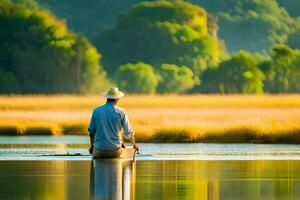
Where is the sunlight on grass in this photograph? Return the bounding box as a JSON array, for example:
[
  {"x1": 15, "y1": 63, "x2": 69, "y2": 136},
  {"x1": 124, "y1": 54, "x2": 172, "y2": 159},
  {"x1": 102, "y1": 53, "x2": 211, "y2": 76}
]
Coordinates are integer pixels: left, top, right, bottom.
[{"x1": 0, "y1": 95, "x2": 299, "y2": 143}]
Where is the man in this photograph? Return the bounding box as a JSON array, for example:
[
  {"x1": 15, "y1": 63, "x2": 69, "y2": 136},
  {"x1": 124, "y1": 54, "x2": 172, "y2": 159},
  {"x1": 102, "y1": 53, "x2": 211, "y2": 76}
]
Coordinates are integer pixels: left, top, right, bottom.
[{"x1": 88, "y1": 87, "x2": 139, "y2": 158}]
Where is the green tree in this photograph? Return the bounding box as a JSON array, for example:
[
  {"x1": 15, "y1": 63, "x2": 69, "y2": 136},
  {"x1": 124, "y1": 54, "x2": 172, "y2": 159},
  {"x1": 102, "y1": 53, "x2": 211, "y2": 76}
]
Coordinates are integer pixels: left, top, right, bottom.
[
  {"x1": 289, "y1": 55, "x2": 300, "y2": 92},
  {"x1": 0, "y1": 0, "x2": 109, "y2": 93},
  {"x1": 267, "y1": 44, "x2": 299, "y2": 93},
  {"x1": 72, "y1": 35, "x2": 110, "y2": 93},
  {"x1": 289, "y1": 53, "x2": 300, "y2": 93},
  {"x1": 114, "y1": 62, "x2": 158, "y2": 94},
  {"x1": 10, "y1": 0, "x2": 40, "y2": 10},
  {"x1": 157, "y1": 64, "x2": 194, "y2": 93},
  {"x1": 95, "y1": 0, "x2": 221, "y2": 75},
  {"x1": 258, "y1": 59, "x2": 275, "y2": 92},
  {"x1": 200, "y1": 51, "x2": 265, "y2": 94},
  {"x1": 0, "y1": 68, "x2": 19, "y2": 93}
]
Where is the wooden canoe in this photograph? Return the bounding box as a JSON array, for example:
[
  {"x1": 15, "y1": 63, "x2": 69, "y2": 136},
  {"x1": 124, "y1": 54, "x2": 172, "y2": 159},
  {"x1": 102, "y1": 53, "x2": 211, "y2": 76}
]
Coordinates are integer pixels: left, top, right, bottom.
[{"x1": 120, "y1": 147, "x2": 137, "y2": 162}]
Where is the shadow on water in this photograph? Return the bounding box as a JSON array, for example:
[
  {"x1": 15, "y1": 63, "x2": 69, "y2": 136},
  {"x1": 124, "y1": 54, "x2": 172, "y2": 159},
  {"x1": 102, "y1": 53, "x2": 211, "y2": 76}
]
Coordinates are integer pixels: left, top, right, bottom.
[{"x1": 90, "y1": 159, "x2": 135, "y2": 200}]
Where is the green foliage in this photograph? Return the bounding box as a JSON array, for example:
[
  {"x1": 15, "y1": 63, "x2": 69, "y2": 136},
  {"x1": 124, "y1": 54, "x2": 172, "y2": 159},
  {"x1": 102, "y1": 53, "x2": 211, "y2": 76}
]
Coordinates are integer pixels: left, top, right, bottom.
[
  {"x1": 1, "y1": 0, "x2": 299, "y2": 94},
  {"x1": 0, "y1": 68, "x2": 19, "y2": 93},
  {"x1": 157, "y1": 64, "x2": 194, "y2": 93},
  {"x1": 72, "y1": 35, "x2": 110, "y2": 93},
  {"x1": 96, "y1": 0, "x2": 220, "y2": 75},
  {"x1": 0, "y1": 1, "x2": 109, "y2": 94},
  {"x1": 37, "y1": 0, "x2": 300, "y2": 54},
  {"x1": 201, "y1": 51, "x2": 265, "y2": 94},
  {"x1": 198, "y1": 0, "x2": 298, "y2": 52},
  {"x1": 265, "y1": 44, "x2": 300, "y2": 93},
  {"x1": 114, "y1": 62, "x2": 158, "y2": 94},
  {"x1": 289, "y1": 56, "x2": 300, "y2": 92},
  {"x1": 200, "y1": 45, "x2": 300, "y2": 94},
  {"x1": 10, "y1": 0, "x2": 40, "y2": 10}
]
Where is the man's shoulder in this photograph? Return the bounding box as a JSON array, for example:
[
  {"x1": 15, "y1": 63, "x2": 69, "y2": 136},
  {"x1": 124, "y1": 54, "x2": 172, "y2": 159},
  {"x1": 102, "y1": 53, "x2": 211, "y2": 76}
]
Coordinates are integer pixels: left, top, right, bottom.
[
  {"x1": 114, "y1": 105, "x2": 126, "y2": 114},
  {"x1": 92, "y1": 104, "x2": 127, "y2": 116},
  {"x1": 92, "y1": 104, "x2": 106, "y2": 113}
]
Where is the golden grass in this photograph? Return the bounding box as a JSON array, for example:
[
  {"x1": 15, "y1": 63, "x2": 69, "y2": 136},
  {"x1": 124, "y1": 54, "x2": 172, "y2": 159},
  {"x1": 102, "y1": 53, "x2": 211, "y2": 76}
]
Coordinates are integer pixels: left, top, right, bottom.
[
  {"x1": 0, "y1": 95, "x2": 300, "y2": 143},
  {"x1": 0, "y1": 94, "x2": 300, "y2": 110}
]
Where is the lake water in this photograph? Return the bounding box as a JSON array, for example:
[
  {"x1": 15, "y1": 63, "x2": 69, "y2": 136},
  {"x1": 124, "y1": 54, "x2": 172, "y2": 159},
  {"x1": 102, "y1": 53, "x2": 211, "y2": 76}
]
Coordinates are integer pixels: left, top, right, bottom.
[{"x1": 1, "y1": 136, "x2": 300, "y2": 199}]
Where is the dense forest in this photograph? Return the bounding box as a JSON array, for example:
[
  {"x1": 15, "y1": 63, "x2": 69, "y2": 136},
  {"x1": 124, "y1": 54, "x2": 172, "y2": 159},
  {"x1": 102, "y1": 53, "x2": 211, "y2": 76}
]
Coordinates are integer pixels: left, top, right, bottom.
[
  {"x1": 0, "y1": 0, "x2": 299, "y2": 94},
  {"x1": 0, "y1": 0, "x2": 110, "y2": 93},
  {"x1": 37, "y1": 0, "x2": 300, "y2": 53}
]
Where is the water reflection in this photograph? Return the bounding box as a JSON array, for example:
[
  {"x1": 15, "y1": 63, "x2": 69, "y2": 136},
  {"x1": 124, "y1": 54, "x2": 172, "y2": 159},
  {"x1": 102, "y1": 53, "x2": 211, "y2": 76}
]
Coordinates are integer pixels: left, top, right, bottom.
[
  {"x1": 135, "y1": 160, "x2": 300, "y2": 200},
  {"x1": 90, "y1": 159, "x2": 136, "y2": 200},
  {"x1": 0, "y1": 160, "x2": 300, "y2": 199}
]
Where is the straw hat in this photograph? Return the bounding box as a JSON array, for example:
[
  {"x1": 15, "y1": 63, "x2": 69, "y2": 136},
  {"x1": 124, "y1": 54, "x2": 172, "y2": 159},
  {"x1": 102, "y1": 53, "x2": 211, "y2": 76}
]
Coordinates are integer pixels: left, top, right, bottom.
[{"x1": 102, "y1": 87, "x2": 124, "y2": 99}]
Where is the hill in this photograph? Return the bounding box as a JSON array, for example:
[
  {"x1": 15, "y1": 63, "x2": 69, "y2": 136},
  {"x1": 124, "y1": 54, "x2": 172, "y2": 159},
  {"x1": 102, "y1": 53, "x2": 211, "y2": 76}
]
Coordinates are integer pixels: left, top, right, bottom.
[{"x1": 37, "y1": 0, "x2": 299, "y2": 53}]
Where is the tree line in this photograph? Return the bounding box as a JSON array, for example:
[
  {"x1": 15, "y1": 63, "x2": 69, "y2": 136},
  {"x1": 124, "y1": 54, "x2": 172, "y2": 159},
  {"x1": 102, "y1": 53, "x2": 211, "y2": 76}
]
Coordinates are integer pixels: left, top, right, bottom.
[
  {"x1": 0, "y1": 0, "x2": 299, "y2": 94},
  {"x1": 110, "y1": 44, "x2": 300, "y2": 94},
  {"x1": 97, "y1": 1, "x2": 300, "y2": 94}
]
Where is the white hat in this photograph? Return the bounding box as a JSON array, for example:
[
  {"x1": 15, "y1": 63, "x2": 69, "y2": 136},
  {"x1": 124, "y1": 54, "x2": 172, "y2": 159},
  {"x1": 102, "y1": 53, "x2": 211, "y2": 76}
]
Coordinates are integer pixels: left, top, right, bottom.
[{"x1": 102, "y1": 87, "x2": 125, "y2": 99}]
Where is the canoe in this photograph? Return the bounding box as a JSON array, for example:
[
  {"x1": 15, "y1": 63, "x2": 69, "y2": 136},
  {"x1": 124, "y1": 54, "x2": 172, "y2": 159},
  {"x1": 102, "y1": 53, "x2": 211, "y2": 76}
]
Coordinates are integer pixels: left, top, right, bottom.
[
  {"x1": 120, "y1": 147, "x2": 137, "y2": 162},
  {"x1": 43, "y1": 147, "x2": 138, "y2": 161}
]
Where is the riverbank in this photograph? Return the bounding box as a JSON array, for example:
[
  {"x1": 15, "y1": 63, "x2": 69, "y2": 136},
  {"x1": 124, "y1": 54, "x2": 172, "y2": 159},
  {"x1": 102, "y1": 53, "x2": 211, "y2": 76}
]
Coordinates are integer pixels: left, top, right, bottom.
[{"x1": 0, "y1": 95, "x2": 299, "y2": 143}]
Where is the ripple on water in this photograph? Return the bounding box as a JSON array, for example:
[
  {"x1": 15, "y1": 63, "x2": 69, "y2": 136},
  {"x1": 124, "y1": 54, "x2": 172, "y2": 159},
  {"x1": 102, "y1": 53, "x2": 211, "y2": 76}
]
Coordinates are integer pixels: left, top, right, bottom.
[{"x1": 1, "y1": 136, "x2": 300, "y2": 160}]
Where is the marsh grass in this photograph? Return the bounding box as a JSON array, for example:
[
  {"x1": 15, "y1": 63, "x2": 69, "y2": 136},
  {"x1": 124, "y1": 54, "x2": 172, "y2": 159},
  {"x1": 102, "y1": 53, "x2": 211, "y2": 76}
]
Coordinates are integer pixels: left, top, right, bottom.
[
  {"x1": 0, "y1": 122, "x2": 61, "y2": 136},
  {"x1": 60, "y1": 121, "x2": 88, "y2": 135},
  {"x1": 1, "y1": 94, "x2": 300, "y2": 110},
  {"x1": 0, "y1": 95, "x2": 299, "y2": 143},
  {"x1": 24, "y1": 126, "x2": 59, "y2": 136},
  {"x1": 0, "y1": 125, "x2": 22, "y2": 135},
  {"x1": 24, "y1": 121, "x2": 61, "y2": 135},
  {"x1": 150, "y1": 125, "x2": 300, "y2": 143}
]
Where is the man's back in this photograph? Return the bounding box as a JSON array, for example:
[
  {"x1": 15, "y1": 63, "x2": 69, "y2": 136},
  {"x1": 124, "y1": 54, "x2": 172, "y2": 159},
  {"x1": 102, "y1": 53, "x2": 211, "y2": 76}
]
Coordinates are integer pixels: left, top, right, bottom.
[{"x1": 88, "y1": 101, "x2": 133, "y2": 150}]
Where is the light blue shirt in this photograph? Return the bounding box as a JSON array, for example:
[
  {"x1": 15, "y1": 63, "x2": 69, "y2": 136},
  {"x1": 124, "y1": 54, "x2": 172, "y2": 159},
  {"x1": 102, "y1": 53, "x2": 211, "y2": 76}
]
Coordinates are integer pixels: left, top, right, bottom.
[{"x1": 88, "y1": 101, "x2": 134, "y2": 150}]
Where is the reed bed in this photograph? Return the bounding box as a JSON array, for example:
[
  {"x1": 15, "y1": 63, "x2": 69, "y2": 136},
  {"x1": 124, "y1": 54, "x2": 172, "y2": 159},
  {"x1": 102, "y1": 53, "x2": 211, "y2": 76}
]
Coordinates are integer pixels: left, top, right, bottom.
[
  {"x1": 0, "y1": 95, "x2": 299, "y2": 143},
  {"x1": 0, "y1": 94, "x2": 299, "y2": 110}
]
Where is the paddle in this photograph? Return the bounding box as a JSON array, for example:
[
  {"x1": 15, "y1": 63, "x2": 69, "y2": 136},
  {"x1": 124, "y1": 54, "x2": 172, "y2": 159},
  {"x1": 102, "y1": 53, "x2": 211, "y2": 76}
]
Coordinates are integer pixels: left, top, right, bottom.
[
  {"x1": 120, "y1": 147, "x2": 138, "y2": 162},
  {"x1": 42, "y1": 145, "x2": 138, "y2": 162}
]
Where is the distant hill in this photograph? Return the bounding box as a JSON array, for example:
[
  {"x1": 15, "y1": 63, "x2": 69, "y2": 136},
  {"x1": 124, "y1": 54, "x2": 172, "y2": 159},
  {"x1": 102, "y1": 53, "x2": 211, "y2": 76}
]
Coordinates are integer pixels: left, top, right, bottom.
[
  {"x1": 196, "y1": 0, "x2": 298, "y2": 52},
  {"x1": 37, "y1": 0, "x2": 152, "y2": 40},
  {"x1": 37, "y1": 0, "x2": 299, "y2": 53},
  {"x1": 277, "y1": 0, "x2": 300, "y2": 17}
]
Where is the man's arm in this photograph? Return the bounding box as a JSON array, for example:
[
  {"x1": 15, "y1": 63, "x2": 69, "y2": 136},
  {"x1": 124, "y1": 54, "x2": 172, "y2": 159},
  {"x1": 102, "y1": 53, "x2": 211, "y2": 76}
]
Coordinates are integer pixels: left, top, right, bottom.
[
  {"x1": 88, "y1": 111, "x2": 96, "y2": 154},
  {"x1": 128, "y1": 135, "x2": 139, "y2": 151},
  {"x1": 89, "y1": 135, "x2": 94, "y2": 154},
  {"x1": 122, "y1": 111, "x2": 139, "y2": 151}
]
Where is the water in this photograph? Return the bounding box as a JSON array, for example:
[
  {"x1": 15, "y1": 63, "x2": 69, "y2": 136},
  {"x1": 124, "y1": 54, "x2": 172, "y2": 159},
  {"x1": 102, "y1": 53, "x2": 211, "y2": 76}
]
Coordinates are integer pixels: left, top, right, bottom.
[
  {"x1": 0, "y1": 160, "x2": 300, "y2": 199},
  {"x1": 1, "y1": 136, "x2": 300, "y2": 199},
  {"x1": 1, "y1": 136, "x2": 300, "y2": 160}
]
